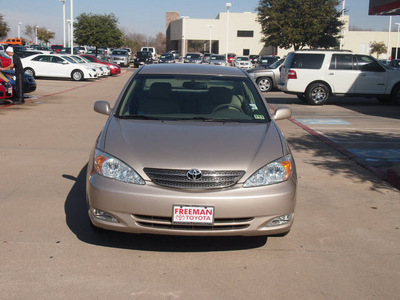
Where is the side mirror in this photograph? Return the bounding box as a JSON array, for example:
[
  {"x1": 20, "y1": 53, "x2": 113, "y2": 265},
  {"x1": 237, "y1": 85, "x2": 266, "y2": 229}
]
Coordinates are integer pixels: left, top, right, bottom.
[
  {"x1": 273, "y1": 107, "x2": 292, "y2": 121},
  {"x1": 94, "y1": 101, "x2": 111, "y2": 115}
]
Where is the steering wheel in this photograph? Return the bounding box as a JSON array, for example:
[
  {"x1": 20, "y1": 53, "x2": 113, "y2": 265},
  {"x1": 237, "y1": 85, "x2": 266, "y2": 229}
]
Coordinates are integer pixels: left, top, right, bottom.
[{"x1": 212, "y1": 103, "x2": 244, "y2": 113}]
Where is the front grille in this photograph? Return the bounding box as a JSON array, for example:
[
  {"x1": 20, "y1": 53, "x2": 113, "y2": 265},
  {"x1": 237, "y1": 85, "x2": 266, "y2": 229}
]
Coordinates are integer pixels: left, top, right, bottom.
[
  {"x1": 143, "y1": 168, "x2": 245, "y2": 189},
  {"x1": 133, "y1": 214, "x2": 253, "y2": 231}
]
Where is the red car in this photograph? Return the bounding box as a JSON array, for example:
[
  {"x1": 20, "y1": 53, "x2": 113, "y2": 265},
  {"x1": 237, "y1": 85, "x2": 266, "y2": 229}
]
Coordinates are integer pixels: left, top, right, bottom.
[
  {"x1": 0, "y1": 76, "x2": 13, "y2": 101},
  {"x1": 0, "y1": 52, "x2": 12, "y2": 68},
  {"x1": 227, "y1": 53, "x2": 236, "y2": 64},
  {"x1": 80, "y1": 55, "x2": 121, "y2": 75}
]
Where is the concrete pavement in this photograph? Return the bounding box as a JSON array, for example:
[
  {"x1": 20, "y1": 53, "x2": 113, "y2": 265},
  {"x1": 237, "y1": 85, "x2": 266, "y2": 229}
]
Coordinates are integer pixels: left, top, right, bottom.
[{"x1": 0, "y1": 71, "x2": 399, "y2": 299}]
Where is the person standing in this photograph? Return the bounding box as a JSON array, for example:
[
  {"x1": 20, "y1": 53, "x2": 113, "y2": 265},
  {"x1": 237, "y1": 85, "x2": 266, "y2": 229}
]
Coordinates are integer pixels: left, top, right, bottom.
[{"x1": 2, "y1": 47, "x2": 24, "y2": 104}]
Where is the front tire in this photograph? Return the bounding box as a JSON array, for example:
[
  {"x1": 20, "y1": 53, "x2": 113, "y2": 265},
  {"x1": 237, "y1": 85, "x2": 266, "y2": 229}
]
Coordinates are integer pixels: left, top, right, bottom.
[
  {"x1": 305, "y1": 82, "x2": 330, "y2": 105},
  {"x1": 256, "y1": 77, "x2": 273, "y2": 92},
  {"x1": 71, "y1": 70, "x2": 84, "y2": 81},
  {"x1": 24, "y1": 67, "x2": 35, "y2": 78},
  {"x1": 391, "y1": 85, "x2": 400, "y2": 105}
]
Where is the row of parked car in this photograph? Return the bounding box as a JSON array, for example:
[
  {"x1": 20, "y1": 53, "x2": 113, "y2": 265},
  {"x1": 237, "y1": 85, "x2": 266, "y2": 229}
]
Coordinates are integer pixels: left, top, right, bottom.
[
  {"x1": 249, "y1": 49, "x2": 400, "y2": 105},
  {"x1": 167, "y1": 49, "x2": 400, "y2": 106},
  {"x1": 0, "y1": 46, "x2": 124, "y2": 102}
]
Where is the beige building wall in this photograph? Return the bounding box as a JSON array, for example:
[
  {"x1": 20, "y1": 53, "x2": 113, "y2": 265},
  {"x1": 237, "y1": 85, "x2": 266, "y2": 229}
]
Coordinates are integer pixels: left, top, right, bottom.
[
  {"x1": 169, "y1": 12, "x2": 264, "y2": 56},
  {"x1": 168, "y1": 12, "x2": 398, "y2": 60}
]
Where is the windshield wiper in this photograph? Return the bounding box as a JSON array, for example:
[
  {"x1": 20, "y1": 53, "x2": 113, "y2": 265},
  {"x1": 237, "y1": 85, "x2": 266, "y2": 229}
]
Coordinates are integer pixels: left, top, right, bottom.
[{"x1": 117, "y1": 115, "x2": 162, "y2": 120}]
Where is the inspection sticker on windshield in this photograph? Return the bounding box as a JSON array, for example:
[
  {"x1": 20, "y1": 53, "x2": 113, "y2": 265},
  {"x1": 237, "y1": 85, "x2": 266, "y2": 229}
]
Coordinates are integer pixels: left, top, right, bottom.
[
  {"x1": 254, "y1": 114, "x2": 265, "y2": 120},
  {"x1": 173, "y1": 205, "x2": 214, "y2": 225}
]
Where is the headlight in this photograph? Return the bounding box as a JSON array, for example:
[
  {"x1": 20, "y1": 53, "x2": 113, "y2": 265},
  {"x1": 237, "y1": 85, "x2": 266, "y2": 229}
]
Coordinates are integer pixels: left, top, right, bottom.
[
  {"x1": 243, "y1": 154, "x2": 294, "y2": 187},
  {"x1": 94, "y1": 149, "x2": 145, "y2": 185}
]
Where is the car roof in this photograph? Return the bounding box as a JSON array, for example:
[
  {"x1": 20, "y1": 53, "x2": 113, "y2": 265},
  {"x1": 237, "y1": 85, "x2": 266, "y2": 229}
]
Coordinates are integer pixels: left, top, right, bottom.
[{"x1": 137, "y1": 64, "x2": 247, "y2": 77}]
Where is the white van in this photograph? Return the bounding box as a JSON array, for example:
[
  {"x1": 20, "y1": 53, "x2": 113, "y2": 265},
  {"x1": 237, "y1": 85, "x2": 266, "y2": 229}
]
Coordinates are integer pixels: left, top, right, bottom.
[{"x1": 141, "y1": 47, "x2": 157, "y2": 61}]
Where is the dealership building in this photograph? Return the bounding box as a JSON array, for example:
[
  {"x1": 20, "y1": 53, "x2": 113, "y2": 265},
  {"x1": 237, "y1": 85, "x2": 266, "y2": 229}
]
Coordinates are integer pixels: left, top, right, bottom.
[{"x1": 166, "y1": 10, "x2": 400, "y2": 59}]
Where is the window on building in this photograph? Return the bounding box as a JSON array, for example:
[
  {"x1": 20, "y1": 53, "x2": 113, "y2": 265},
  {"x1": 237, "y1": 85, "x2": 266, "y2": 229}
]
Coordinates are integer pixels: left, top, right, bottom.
[
  {"x1": 243, "y1": 49, "x2": 250, "y2": 56},
  {"x1": 237, "y1": 31, "x2": 254, "y2": 37}
]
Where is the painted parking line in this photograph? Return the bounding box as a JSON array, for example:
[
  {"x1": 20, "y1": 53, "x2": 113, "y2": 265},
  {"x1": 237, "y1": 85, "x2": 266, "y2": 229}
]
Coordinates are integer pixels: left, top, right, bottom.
[
  {"x1": 296, "y1": 119, "x2": 351, "y2": 125},
  {"x1": 348, "y1": 149, "x2": 400, "y2": 162}
]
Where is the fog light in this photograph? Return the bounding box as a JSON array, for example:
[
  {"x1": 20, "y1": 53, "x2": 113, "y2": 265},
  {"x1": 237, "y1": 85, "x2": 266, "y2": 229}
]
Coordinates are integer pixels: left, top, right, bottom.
[
  {"x1": 93, "y1": 208, "x2": 119, "y2": 223},
  {"x1": 267, "y1": 214, "x2": 293, "y2": 227}
]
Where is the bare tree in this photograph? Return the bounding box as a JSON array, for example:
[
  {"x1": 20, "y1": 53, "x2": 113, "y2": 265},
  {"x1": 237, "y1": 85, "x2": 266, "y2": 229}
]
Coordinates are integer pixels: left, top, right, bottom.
[{"x1": 23, "y1": 24, "x2": 38, "y2": 42}]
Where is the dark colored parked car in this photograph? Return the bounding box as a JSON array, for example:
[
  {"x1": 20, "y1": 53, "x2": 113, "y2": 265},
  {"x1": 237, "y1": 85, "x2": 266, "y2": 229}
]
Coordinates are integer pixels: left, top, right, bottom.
[
  {"x1": 133, "y1": 51, "x2": 153, "y2": 68},
  {"x1": 158, "y1": 53, "x2": 175, "y2": 64},
  {"x1": 257, "y1": 56, "x2": 280, "y2": 68},
  {"x1": 1, "y1": 70, "x2": 37, "y2": 94}
]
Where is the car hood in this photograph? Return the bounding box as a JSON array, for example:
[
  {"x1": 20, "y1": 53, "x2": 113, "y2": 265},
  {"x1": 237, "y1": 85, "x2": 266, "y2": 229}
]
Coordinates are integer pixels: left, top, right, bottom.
[{"x1": 100, "y1": 118, "x2": 285, "y2": 180}]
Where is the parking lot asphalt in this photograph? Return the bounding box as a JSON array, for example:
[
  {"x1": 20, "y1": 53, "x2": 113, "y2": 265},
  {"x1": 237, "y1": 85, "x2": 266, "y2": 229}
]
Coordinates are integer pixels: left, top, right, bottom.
[
  {"x1": 1, "y1": 70, "x2": 399, "y2": 299},
  {"x1": 266, "y1": 92, "x2": 400, "y2": 191}
]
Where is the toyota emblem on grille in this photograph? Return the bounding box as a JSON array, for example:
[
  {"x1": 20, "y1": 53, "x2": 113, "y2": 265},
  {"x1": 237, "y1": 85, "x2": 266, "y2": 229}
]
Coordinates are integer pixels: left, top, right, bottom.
[{"x1": 187, "y1": 169, "x2": 202, "y2": 180}]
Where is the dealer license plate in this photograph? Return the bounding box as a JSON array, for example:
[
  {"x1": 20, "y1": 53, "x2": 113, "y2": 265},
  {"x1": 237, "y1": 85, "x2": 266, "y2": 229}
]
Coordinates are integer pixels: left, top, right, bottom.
[
  {"x1": 172, "y1": 205, "x2": 214, "y2": 225},
  {"x1": 7, "y1": 88, "x2": 12, "y2": 94}
]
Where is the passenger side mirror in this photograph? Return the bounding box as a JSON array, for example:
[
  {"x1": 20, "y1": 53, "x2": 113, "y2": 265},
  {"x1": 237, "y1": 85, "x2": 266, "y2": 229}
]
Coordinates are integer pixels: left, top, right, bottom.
[
  {"x1": 94, "y1": 101, "x2": 111, "y2": 115},
  {"x1": 273, "y1": 107, "x2": 292, "y2": 121}
]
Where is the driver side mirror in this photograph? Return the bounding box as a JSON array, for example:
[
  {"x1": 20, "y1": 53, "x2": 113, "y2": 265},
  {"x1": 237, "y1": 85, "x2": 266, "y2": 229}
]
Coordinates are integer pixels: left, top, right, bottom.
[{"x1": 94, "y1": 101, "x2": 111, "y2": 115}]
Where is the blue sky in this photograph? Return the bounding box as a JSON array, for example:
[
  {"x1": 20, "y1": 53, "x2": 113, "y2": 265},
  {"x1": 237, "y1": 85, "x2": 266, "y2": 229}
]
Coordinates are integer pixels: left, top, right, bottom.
[{"x1": 3, "y1": 0, "x2": 400, "y2": 44}]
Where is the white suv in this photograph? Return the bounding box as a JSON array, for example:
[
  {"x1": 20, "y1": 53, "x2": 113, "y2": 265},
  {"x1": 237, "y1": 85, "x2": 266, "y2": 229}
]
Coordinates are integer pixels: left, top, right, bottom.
[
  {"x1": 279, "y1": 50, "x2": 400, "y2": 105},
  {"x1": 141, "y1": 47, "x2": 157, "y2": 61}
]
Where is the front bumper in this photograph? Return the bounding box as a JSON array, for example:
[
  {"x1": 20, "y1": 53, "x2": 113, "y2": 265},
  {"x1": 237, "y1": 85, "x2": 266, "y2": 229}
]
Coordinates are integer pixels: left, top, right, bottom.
[{"x1": 87, "y1": 173, "x2": 297, "y2": 236}]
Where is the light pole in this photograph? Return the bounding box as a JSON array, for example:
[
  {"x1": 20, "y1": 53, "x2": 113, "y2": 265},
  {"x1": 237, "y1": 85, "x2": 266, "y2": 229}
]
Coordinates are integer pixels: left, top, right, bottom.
[
  {"x1": 18, "y1": 22, "x2": 22, "y2": 39},
  {"x1": 387, "y1": 16, "x2": 392, "y2": 60},
  {"x1": 70, "y1": 0, "x2": 74, "y2": 54},
  {"x1": 226, "y1": 3, "x2": 231, "y2": 62},
  {"x1": 340, "y1": 0, "x2": 345, "y2": 50},
  {"x1": 60, "y1": 0, "x2": 66, "y2": 47},
  {"x1": 35, "y1": 26, "x2": 39, "y2": 44},
  {"x1": 208, "y1": 24, "x2": 215, "y2": 53},
  {"x1": 181, "y1": 16, "x2": 189, "y2": 57},
  {"x1": 67, "y1": 20, "x2": 71, "y2": 47},
  {"x1": 396, "y1": 23, "x2": 400, "y2": 60}
]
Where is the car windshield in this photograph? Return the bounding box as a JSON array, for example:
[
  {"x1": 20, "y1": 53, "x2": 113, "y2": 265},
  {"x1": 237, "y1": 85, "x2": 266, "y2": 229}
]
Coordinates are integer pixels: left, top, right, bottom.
[
  {"x1": 112, "y1": 50, "x2": 128, "y2": 55},
  {"x1": 84, "y1": 56, "x2": 96, "y2": 62},
  {"x1": 61, "y1": 56, "x2": 76, "y2": 63},
  {"x1": 211, "y1": 55, "x2": 225, "y2": 61},
  {"x1": 185, "y1": 54, "x2": 201, "y2": 59},
  {"x1": 269, "y1": 59, "x2": 284, "y2": 69},
  {"x1": 260, "y1": 57, "x2": 278, "y2": 64},
  {"x1": 79, "y1": 56, "x2": 92, "y2": 63},
  {"x1": 71, "y1": 56, "x2": 86, "y2": 63},
  {"x1": 237, "y1": 57, "x2": 249, "y2": 61},
  {"x1": 87, "y1": 49, "x2": 103, "y2": 55},
  {"x1": 161, "y1": 54, "x2": 174, "y2": 59},
  {"x1": 137, "y1": 51, "x2": 151, "y2": 58},
  {"x1": 116, "y1": 74, "x2": 270, "y2": 123}
]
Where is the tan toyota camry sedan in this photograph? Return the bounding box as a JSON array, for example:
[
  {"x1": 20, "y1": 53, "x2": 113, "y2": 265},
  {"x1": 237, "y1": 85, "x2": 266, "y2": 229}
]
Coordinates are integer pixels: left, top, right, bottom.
[{"x1": 87, "y1": 64, "x2": 297, "y2": 237}]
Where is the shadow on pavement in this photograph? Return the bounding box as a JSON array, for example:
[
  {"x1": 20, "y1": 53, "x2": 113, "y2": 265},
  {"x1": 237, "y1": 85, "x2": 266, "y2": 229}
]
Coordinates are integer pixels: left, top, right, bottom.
[
  {"x1": 64, "y1": 165, "x2": 268, "y2": 252},
  {"x1": 286, "y1": 132, "x2": 398, "y2": 192}
]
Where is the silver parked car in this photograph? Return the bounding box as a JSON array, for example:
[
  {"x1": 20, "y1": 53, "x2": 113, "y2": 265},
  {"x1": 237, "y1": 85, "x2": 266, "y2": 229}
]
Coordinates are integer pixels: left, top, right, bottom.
[
  {"x1": 87, "y1": 64, "x2": 297, "y2": 237},
  {"x1": 110, "y1": 49, "x2": 129, "y2": 67},
  {"x1": 209, "y1": 54, "x2": 227, "y2": 66},
  {"x1": 233, "y1": 56, "x2": 252, "y2": 69},
  {"x1": 183, "y1": 53, "x2": 203, "y2": 64},
  {"x1": 247, "y1": 59, "x2": 284, "y2": 92}
]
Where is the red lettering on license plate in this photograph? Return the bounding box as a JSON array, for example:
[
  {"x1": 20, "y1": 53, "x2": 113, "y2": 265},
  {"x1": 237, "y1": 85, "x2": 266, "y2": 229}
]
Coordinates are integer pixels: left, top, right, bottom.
[{"x1": 173, "y1": 205, "x2": 214, "y2": 225}]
